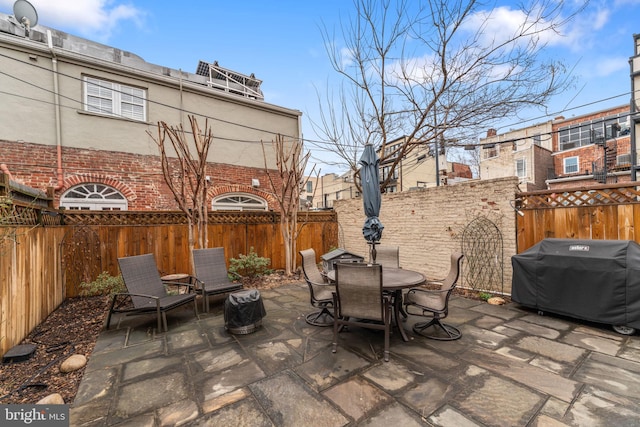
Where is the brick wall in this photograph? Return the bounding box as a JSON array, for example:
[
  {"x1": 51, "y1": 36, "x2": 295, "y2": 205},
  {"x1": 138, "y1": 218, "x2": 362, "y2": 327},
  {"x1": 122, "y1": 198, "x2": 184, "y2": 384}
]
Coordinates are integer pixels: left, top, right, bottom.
[
  {"x1": 333, "y1": 177, "x2": 519, "y2": 294},
  {"x1": 0, "y1": 140, "x2": 280, "y2": 210}
]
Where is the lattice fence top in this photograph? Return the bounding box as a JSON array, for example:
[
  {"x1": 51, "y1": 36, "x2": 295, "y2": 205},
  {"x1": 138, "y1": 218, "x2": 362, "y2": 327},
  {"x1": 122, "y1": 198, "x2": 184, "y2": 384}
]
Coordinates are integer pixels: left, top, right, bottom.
[
  {"x1": 518, "y1": 184, "x2": 640, "y2": 209},
  {"x1": 62, "y1": 210, "x2": 336, "y2": 226},
  {"x1": 1, "y1": 206, "x2": 336, "y2": 227}
]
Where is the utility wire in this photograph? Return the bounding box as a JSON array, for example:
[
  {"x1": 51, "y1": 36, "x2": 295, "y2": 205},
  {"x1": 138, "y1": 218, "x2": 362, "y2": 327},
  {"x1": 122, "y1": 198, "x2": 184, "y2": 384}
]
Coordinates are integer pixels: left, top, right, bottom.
[{"x1": 0, "y1": 51, "x2": 637, "y2": 150}]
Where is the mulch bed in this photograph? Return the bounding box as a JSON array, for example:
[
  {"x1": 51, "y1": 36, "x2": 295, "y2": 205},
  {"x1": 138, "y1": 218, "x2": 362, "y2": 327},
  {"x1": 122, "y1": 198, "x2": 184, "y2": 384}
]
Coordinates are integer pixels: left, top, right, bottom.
[{"x1": 0, "y1": 296, "x2": 109, "y2": 404}]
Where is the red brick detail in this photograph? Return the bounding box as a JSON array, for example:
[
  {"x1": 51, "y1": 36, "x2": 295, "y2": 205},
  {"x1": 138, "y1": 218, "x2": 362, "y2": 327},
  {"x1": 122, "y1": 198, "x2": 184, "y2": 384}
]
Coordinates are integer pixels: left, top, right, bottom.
[
  {"x1": 62, "y1": 175, "x2": 136, "y2": 200},
  {"x1": 209, "y1": 185, "x2": 278, "y2": 207},
  {"x1": 0, "y1": 140, "x2": 283, "y2": 211}
]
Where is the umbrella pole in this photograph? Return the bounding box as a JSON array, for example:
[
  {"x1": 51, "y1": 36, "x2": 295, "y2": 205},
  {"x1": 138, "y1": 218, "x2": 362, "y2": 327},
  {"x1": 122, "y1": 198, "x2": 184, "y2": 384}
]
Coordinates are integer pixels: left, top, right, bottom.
[{"x1": 368, "y1": 241, "x2": 378, "y2": 265}]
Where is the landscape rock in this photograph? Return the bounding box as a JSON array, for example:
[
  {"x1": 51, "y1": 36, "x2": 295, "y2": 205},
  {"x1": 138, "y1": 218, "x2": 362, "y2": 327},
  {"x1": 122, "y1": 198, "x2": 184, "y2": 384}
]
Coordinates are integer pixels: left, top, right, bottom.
[
  {"x1": 37, "y1": 393, "x2": 65, "y2": 404},
  {"x1": 60, "y1": 354, "x2": 87, "y2": 373},
  {"x1": 487, "y1": 297, "x2": 506, "y2": 306}
]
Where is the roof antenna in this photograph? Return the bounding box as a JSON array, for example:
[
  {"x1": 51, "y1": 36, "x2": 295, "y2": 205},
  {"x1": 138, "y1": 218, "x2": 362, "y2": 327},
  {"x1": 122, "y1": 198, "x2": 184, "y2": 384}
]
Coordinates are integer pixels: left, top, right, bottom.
[{"x1": 12, "y1": 0, "x2": 38, "y2": 37}]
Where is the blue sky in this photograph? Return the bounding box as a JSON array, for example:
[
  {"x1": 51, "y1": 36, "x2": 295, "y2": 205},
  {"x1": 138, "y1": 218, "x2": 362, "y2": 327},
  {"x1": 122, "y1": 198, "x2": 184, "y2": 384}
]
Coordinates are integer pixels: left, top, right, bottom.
[{"x1": 1, "y1": 0, "x2": 639, "y2": 174}]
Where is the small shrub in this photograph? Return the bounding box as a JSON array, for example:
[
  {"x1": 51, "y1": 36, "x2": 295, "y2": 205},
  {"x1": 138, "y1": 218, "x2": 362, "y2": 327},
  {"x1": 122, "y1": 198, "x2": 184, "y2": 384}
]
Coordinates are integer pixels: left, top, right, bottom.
[
  {"x1": 229, "y1": 247, "x2": 272, "y2": 278},
  {"x1": 79, "y1": 271, "x2": 125, "y2": 296},
  {"x1": 478, "y1": 292, "x2": 493, "y2": 301}
]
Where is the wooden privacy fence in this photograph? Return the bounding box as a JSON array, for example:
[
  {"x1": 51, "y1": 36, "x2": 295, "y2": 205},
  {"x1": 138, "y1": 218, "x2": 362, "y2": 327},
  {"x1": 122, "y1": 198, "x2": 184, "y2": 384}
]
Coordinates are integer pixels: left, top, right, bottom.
[
  {"x1": 0, "y1": 210, "x2": 338, "y2": 356},
  {"x1": 516, "y1": 182, "x2": 640, "y2": 253}
]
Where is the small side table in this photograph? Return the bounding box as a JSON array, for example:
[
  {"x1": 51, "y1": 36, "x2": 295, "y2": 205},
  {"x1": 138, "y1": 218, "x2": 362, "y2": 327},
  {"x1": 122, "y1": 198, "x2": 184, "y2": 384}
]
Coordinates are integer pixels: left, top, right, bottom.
[
  {"x1": 161, "y1": 273, "x2": 192, "y2": 294},
  {"x1": 161, "y1": 273, "x2": 190, "y2": 282}
]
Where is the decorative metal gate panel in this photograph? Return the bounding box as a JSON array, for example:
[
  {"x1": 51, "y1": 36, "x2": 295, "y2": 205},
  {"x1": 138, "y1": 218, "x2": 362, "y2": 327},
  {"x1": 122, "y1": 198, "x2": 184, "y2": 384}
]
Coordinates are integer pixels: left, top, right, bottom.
[
  {"x1": 61, "y1": 225, "x2": 102, "y2": 297},
  {"x1": 461, "y1": 217, "x2": 504, "y2": 294}
]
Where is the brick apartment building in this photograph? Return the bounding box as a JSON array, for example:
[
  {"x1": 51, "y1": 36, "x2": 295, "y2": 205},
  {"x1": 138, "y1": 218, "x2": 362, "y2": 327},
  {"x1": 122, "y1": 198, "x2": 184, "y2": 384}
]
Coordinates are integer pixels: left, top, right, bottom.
[{"x1": 479, "y1": 105, "x2": 632, "y2": 191}]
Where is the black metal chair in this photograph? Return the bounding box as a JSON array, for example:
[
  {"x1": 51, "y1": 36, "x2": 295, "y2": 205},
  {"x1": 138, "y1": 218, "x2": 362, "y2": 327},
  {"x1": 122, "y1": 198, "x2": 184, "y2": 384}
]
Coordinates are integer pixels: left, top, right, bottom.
[
  {"x1": 108, "y1": 253, "x2": 197, "y2": 332},
  {"x1": 299, "y1": 248, "x2": 335, "y2": 326},
  {"x1": 332, "y1": 263, "x2": 392, "y2": 361},
  {"x1": 192, "y1": 247, "x2": 243, "y2": 313},
  {"x1": 403, "y1": 252, "x2": 464, "y2": 340}
]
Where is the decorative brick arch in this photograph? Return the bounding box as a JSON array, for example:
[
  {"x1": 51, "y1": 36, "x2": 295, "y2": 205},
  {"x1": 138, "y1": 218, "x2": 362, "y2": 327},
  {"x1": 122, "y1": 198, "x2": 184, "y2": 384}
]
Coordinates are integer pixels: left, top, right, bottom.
[
  {"x1": 62, "y1": 174, "x2": 136, "y2": 201},
  {"x1": 208, "y1": 184, "x2": 277, "y2": 210}
]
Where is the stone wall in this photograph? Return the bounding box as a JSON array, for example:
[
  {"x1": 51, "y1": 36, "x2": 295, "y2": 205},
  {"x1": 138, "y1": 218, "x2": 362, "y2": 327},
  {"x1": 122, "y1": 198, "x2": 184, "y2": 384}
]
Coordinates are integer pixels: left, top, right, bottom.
[{"x1": 333, "y1": 177, "x2": 519, "y2": 295}]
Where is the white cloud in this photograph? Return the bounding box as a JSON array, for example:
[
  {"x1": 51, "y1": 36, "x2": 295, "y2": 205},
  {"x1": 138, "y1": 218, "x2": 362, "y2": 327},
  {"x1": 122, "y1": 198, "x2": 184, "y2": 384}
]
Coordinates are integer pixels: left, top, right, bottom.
[
  {"x1": 592, "y1": 9, "x2": 610, "y2": 30},
  {"x1": 591, "y1": 56, "x2": 629, "y2": 77},
  {"x1": 0, "y1": 0, "x2": 145, "y2": 41},
  {"x1": 340, "y1": 46, "x2": 354, "y2": 68},
  {"x1": 459, "y1": 6, "x2": 567, "y2": 48}
]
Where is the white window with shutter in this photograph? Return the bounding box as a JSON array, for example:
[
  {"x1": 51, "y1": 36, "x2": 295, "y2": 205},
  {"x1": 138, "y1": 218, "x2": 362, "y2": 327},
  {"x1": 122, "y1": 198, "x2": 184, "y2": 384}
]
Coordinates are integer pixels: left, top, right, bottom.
[{"x1": 83, "y1": 76, "x2": 147, "y2": 121}]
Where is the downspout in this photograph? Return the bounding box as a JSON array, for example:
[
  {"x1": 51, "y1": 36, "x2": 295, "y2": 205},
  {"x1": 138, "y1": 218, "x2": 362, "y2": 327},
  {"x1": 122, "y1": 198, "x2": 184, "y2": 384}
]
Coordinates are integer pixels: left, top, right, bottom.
[{"x1": 47, "y1": 30, "x2": 64, "y2": 191}]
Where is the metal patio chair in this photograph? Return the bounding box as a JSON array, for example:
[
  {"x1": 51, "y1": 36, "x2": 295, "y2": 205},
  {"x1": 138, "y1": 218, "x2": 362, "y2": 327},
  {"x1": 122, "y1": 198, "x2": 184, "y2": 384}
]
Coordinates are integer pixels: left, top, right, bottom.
[
  {"x1": 332, "y1": 262, "x2": 392, "y2": 361},
  {"x1": 403, "y1": 252, "x2": 464, "y2": 340},
  {"x1": 107, "y1": 253, "x2": 198, "y2": 332},
  {"x1": 374, "y1": 245, "x2": 400, "y2": 268},
  {"x1": 300, "y1": 248, "x2": 335, "y2": 326},
  {"x1": 192, "y1": 247, "x2": 243, "y2": 313}
]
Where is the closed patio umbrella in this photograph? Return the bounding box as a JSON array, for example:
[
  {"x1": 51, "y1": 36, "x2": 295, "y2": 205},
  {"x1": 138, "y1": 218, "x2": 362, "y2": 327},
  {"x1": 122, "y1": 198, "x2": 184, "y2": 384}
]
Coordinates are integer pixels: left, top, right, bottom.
[{"x1": 359, "y1": 143, "x2": 384, "y2": 263}]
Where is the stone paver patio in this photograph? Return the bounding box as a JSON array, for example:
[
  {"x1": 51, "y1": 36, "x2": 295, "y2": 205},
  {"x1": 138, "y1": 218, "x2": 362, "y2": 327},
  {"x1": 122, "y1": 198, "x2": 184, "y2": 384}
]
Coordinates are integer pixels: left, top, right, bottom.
[{"x1": 70, "y1": 283, "x2": 640, "y2": 426}]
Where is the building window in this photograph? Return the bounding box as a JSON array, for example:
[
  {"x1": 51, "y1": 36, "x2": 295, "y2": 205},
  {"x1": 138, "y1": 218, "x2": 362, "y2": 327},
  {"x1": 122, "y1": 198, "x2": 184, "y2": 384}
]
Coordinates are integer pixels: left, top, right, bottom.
[
  {"x1": 60, "y1": 183, "x2": 127, "y2": 210},
  {"x1": 382, "y1": 165, "x2": 398, "y2": 181},
  {"x1": 515, "y1": 158, "x2": 526, "y2": 179},
  {"x1": 558, "y1": 113, "x2": 630, "y2": 151},
  {"x1": 563, "y1": 156, "x2": 579, "y2": 174},
  {"x1": 211, "y1": 193, "x2": 267, "y2": 211},
  {"x1": 383, "y1": 143, "x2": 401, "y2": 160},
  {"x1": 83, "y1": 76, "x2": 147, "y2": 121},
  {"x1": 482, "y1": 144, "x2": 498, "y2": 159},
  {"x1": 558, "y1": 125, "x2": 590, "y2": 150},
  {"x1": 306, "y1": 181, "x2": 313, "y2": 193}
]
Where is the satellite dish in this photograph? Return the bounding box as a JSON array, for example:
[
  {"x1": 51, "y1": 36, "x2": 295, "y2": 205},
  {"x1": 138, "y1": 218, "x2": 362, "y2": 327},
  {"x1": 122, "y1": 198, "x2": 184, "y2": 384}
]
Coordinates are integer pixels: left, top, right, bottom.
[{"x1": 13, "y1": 0, "x2": 38, "y2": 31}]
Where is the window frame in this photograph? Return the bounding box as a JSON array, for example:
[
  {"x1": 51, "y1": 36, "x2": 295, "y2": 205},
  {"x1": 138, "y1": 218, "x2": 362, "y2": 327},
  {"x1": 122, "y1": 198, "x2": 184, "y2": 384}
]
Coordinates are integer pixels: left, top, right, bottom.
[
  {"x1": 211, "y1": 193, "x2": 267, "y2": 211},
  {"x1": 83, "y1": 76, "x2": 147, "y2": 122},
  {"x1": 482, "y1": 144, "x2": 498, "y2": 159},
  {"x1": 515, "y1": 158, "x2": 527, "y2": 179},
  {"x1": 563, "y1": 156, "x2": 579, "y2": 174},
  {"x1": 60, "y1": 183, "x2": 128, "y2": 211}
]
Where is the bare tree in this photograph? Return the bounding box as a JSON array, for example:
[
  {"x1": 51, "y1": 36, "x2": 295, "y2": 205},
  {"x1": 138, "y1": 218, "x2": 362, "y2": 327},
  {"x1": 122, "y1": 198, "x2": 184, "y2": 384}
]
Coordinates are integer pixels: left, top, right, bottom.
[
  {"x1": 262, "y1": 135, "x2": 316, "y2": 276},
  {"x1": 148, "y1": 115, "x2": 213, "y2": 271},
  {"x1": 311, "y1": 0, "x2": 584, "y2": 190}
]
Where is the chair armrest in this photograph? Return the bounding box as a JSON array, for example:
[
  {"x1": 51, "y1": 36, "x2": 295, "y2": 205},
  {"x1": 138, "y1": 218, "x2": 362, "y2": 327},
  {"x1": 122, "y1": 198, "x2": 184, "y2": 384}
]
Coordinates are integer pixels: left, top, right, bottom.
[
  {"x1": 110, "y1": 292, "x2": 162, "y2": 310},
  {"x1": 307, "y1": 278, "x2": 331, "y2": 287},
  {"x1": 406, "y1": 287, "x2": 448, "y2": 297},
  {"x1": 113, "y1": 292, "x2": 161, "y2": 301}
]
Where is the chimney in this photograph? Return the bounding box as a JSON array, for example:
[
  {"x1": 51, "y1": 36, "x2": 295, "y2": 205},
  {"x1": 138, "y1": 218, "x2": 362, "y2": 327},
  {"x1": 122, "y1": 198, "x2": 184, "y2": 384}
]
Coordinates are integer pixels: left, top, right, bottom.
[{"x1": 487, "y1": 128, "x2": 497, "y2": 137}]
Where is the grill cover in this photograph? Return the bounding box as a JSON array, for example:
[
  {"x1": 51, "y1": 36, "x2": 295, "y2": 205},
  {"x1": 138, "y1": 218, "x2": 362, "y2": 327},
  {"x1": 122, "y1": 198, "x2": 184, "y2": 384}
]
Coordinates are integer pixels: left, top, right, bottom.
[{"x1": 512, "y1": 238, "x2": 640, "y2": 329}]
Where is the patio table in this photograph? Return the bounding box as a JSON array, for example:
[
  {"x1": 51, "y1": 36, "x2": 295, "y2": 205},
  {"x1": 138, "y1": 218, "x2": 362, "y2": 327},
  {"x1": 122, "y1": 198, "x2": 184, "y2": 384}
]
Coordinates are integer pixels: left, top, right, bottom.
[{"x1": 328, "y1": 267, "x2": 426, "y2": 342}]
